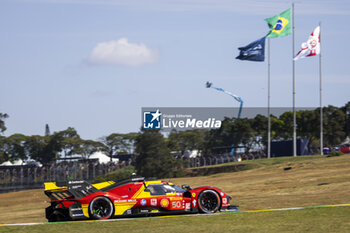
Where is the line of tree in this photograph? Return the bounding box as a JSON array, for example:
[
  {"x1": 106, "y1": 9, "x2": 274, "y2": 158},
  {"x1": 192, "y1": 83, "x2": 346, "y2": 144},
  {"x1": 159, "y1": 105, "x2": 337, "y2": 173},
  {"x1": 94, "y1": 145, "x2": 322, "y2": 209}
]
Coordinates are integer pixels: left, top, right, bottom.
[
  {"x1": 0, "y1": 102, "x2": 349, "y2": 178},
  {"x1": 0, "y1": 126, "x2": 138, "y2": 165}
]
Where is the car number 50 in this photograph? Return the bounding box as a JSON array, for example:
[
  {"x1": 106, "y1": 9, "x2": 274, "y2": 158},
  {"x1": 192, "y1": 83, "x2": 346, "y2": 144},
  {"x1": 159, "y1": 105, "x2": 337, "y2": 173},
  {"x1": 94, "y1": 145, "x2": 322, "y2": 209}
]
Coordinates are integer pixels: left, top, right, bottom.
[{"x1": 172, "y1": 201, "x2": 181, "y2": 209}]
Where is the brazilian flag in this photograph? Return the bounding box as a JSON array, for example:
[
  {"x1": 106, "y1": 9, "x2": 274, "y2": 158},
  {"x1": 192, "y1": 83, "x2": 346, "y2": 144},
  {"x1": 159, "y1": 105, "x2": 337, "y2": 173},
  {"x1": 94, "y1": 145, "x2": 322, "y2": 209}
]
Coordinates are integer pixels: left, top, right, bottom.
[{"x1": 265, "y1": 8, "x2": 291, "y2": 38}]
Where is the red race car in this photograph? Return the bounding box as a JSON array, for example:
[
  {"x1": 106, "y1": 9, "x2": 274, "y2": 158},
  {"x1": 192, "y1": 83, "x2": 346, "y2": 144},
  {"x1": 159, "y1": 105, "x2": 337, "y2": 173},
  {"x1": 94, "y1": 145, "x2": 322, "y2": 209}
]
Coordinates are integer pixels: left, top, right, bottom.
[{"x1": 44, "y1": 177, "x2": 238, "y2": 222}]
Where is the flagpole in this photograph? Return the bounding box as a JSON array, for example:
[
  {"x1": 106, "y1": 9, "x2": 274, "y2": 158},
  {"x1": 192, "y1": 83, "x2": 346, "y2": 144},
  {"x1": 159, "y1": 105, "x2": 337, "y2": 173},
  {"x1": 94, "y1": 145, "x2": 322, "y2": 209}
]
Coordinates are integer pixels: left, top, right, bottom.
[
  {"x1": 267, "y1": 38, "x2": 271, "y2": 159},
  {"x1": 319, "y1": 21, "x2": 323, "y2": 155},
  {"x1": 292, "y1": 3, "x2": 297, "y2": 157}
]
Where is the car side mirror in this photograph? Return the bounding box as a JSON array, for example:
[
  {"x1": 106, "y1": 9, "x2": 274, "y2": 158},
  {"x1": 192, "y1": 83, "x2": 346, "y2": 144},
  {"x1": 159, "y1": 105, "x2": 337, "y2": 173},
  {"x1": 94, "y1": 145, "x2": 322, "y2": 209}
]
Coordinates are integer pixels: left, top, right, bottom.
[{"x1": 181, "y1": 185, "x2": 192, "y2": 190}]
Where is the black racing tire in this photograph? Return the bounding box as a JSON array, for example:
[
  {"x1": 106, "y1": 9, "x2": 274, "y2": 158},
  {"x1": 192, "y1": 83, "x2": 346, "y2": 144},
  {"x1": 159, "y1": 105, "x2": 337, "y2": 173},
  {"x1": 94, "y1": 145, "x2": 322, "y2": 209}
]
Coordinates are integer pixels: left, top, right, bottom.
[
  {"x1": 197, "y1": 190, "x2": 221, "y2": 214},
  {"x1": 89, "y1": 196, "x2": 114, "y2": 220}
]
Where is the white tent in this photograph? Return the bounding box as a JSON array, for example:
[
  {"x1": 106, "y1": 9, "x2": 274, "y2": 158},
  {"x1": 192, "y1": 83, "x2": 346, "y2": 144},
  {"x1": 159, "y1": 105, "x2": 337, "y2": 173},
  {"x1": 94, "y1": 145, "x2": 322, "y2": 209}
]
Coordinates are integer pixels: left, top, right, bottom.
[
  {"x1": 13, "y1": 159, "x2": 24, "y2": 165},
  {"x1": 184, "y1": 150, "x2": 201, "y2": 158},
  {"x1": 0, "y1": 161, "x2": 13, "y2": 166},
  {"x1": 341, "y1": 137, "x2": 350, "y2": 145},
  {"x1": 89, "y1": 151, "x2": 119, "y2": 164}
]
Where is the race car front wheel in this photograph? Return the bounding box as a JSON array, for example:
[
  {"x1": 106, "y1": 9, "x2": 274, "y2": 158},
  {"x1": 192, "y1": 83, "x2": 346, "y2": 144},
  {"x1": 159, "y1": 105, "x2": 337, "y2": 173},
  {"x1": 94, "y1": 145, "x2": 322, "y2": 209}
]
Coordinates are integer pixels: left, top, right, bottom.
[
  {"x1": 89, "y1": 196, "x2": 114, "y2": 220},
  {"x1": 198, "y1": 190, "x2": 221, "y2": 214}
]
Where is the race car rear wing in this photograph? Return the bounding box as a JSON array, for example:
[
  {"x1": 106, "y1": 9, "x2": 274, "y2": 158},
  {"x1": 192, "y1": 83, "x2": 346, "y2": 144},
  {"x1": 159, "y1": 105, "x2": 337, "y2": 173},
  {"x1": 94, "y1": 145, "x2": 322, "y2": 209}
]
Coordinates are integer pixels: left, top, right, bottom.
[{"x1": 45, "y1": 180, "x2": 100, "y2": 201}]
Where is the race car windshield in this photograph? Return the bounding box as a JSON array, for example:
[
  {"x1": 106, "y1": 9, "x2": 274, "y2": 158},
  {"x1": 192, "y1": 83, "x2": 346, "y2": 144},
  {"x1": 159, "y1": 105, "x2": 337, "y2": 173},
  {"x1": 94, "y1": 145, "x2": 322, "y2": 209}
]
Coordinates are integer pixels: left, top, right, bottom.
[
  {"x1": 146, "y1": 184, "x2": 180, "y2": 195},
  {"x1": 170, "y1": 185, "x2": 186, "y2": 193}
]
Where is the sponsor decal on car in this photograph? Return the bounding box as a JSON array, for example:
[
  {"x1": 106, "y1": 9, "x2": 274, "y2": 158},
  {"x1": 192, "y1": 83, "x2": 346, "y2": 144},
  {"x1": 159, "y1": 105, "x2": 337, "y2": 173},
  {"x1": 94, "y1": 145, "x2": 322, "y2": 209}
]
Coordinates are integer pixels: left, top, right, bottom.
[
  {"x1": 151, "y1": 199, "x2": 157, "y2": 206},
  {"x1": 192, "y1": 199, "x2": 197, "y2": 207},
  {"x1": 185, "y1": 203, "x2": 191, "y2": 210},
  {"x1": 171, "y1": 201, "x2": 182, "y2": 209},
  {"x1": 192, "y1": 193, "x2": 196, "y2": 198},
  {"x1": 160, "y1": 199, "x2": 169, "y2": 208},
  {"x1": 70, "y1": 208, "x2": 82, "y2": 211},
  {"x1": 72, "y1": 213, "x2": 84, "y2": 217},
  {"x1": 114, "y1": 200, "x2": 127, "y2": 203},
  {"x1": 140, "y1": 199, "x2": 147, "y2": 206},
  {"x1": 222, "y1": 198, "x2": 227, "y2": 204}
]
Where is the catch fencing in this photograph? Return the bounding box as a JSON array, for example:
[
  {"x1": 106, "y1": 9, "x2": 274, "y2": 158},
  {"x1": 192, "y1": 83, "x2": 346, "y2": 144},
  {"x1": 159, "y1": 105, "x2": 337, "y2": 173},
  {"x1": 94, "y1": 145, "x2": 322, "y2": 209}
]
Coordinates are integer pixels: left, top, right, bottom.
[
  {"x1": 0, "y1": 161, "x2": 129, "y2": 193},
  {"x1": 0, "y1": 154, "x2": 264, "y2": 193},
  {"x1": 184, "y1": 153, "x2": 265, "y2": 168}
]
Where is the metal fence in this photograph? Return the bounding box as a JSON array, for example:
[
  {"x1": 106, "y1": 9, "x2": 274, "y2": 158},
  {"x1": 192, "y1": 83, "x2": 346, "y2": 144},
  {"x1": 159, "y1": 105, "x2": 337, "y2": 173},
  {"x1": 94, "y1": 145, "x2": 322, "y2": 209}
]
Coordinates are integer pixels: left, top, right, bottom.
[
  {"x1": 0, "y1": 154, "x2": 264, "y2": 193},
  {"x1": 184, "y1": 153, "x2": 265, "y2": 168},
  {"x1": 0, "y1": 161, "x2": 129, "y2": 193}
]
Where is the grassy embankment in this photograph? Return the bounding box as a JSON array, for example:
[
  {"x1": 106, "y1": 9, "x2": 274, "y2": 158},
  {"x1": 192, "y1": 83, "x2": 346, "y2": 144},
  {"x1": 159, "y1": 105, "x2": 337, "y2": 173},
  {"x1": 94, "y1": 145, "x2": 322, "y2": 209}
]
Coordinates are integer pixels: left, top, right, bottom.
[{"x1": 0, "y1": 154, "x2": 350, "y2": 232}]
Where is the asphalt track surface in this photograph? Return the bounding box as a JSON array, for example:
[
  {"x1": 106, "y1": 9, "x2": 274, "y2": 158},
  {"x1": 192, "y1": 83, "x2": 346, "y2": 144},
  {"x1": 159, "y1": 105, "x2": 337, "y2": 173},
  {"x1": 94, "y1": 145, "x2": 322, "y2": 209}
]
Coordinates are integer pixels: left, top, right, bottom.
[{"x1": 1, "y1": 204, "x2": 350, "y2": 227}]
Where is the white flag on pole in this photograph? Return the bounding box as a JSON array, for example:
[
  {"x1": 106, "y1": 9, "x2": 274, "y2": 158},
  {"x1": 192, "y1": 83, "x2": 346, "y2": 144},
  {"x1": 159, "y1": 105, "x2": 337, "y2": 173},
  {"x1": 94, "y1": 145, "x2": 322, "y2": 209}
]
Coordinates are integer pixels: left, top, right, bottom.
[{"x1": 294, "y1": 26, "x2": 320, "y2": 61}]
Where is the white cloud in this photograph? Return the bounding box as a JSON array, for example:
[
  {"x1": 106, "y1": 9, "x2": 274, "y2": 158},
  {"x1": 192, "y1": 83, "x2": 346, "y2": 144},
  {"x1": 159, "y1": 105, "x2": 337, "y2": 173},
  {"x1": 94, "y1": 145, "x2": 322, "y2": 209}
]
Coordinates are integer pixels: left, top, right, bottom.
[{"x1": 86, "y1": 38, "x2": 158, "y2": 66}]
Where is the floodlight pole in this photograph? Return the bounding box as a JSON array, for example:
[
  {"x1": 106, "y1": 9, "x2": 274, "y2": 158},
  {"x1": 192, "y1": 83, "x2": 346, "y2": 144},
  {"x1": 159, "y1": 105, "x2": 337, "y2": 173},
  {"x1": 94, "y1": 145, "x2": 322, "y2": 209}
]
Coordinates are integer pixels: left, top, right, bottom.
[
  {"x1": 292, "y1": 3, "x2": 297, "y2": 157},
  {"x1": 319, "y1": 21, "x2": 323, "y2": 155},
  {"x1": 267, "y1": 38, "x2": 271, "y2": 159}
]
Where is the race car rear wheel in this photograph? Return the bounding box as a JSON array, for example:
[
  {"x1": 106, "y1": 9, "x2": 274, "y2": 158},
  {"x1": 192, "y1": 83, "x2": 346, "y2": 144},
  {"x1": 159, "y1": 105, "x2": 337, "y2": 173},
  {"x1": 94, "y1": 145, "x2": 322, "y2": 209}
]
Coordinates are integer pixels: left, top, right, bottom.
[
  {"x1": 89, "y1": 196, "x2": 114, "y2": 220},
  {"x1": 198, "y1": 190, "x2": 221, "y2": 214}
]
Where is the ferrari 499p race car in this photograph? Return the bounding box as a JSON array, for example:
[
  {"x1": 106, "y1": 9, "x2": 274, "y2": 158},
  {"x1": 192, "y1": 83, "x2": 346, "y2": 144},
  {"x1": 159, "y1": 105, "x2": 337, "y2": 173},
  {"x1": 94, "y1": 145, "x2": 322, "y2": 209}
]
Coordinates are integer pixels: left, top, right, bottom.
[{"x1": 44, "y1": 177, "x2": 238, "y2": 222}]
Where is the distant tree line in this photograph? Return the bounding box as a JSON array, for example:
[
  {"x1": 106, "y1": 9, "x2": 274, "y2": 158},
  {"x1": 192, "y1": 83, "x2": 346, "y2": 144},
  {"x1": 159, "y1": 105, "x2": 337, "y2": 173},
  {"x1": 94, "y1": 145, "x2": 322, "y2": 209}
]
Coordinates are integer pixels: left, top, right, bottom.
[
  {"x1": 0, "y1": 102, "x2": 349, "y2": 178},
  {"x1": 0, "y1": 126, "x2": 138, "y2": 165},
  {"x1": 168, "y1": 102, "x2": 350, "y2": 156}
]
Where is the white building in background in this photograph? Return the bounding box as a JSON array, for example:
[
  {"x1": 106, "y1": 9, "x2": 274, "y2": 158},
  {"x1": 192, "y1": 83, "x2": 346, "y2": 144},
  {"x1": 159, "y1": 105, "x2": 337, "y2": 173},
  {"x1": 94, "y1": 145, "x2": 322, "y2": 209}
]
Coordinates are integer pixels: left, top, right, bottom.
[{"x1": 89, "y1": 151, "x2": 119, "y2": 164}]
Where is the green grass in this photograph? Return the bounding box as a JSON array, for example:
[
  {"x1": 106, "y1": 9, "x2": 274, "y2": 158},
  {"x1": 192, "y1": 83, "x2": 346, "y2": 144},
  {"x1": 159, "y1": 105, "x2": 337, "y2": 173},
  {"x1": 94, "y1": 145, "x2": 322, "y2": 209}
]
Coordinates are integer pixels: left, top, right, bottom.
[
  {"x1": 1, "y1": 154, "x2": 350, "y2": 227},
  {"x1": 207, "y1": 154, "x2": 324, "y2": 167},
  {"x1": 186, "y1": 155, "x2": 324, "y2": 176},
  {"x1": 2, "y1": 206, "x2": 350, "y2": 233}
]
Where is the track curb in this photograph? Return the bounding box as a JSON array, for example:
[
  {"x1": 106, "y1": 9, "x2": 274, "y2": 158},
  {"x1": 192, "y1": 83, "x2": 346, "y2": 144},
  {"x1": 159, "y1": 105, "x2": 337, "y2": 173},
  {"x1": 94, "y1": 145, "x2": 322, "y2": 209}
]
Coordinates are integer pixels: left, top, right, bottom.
[{"x1": 1, "y1": 203, "x2": 350, "y2": 227}]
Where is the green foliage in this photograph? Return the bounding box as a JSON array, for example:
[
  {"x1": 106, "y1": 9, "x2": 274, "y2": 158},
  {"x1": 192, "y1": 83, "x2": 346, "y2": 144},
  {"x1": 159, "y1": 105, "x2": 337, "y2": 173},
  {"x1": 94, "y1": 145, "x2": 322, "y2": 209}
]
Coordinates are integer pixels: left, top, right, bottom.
[
  {"x1": 73, "y1": 139, "x2": 106, "y2": 158},
  {"x1": 327, "y1": 150, "x2": 342, "y2": 157},
  {"x1": 201, "y1": 104, "x2": 349, "y2": 154},
  {"x1": 167, "y1": 129, "x2": 205, "y2": 155},
  {"x1": 340, "y1": 101, "x2": 350, "y2": 137},
  {"x1": 0, "y1": 113, "x2": 9, "y2": 134},
  {"x1": 0, "y1": 136, "x2": 8, "y2": 163},
  {"x1": 100, "y1": 132, "x2": 139, "y2": 158},
  {"x1": 1, "y1": 134, "x2": 28, "y2": 162},
  {"x1": 94, "y1": 166, "x2": 136, "y2": 182},
  {"x1": 0, "y1": 102, "x2": 349, "y2": 165},
  {"x1": 26, "y1": 135, "x2": 54, "y2": 164},
  {"x1": 323, "y1": 106, "x2": 346, "y2": 146},
  {"x1": 26, "y1": 127, "x2": 82, "y2": 164},
  {"x1": 203, "y1": 117, "x2": 258, "y2": 154},
  {"x1": 135, "y1": 129, "x2": 183, "y2": 178}
]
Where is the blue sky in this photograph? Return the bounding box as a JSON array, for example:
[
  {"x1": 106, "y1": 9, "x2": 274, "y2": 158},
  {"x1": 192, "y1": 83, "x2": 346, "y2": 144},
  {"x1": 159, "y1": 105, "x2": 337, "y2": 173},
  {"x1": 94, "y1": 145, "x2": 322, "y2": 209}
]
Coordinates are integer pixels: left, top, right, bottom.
[{"x1": 1, "y1": 0, "x2": 349, "y2": 140}]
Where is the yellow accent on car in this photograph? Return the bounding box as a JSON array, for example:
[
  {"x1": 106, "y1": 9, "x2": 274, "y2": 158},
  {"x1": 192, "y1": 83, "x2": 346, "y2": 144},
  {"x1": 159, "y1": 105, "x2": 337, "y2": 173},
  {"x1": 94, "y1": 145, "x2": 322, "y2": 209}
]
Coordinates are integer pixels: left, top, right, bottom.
[
  {"x1": 131, "y1": 180, "x2": 160, "y2": 199},
  {"x1": 81, "y1": 204, "x2": 90, "y2": 218},
  {"x1": 114, "y1": 201, "x2": 138, "y2": 215},
  {"x1": 92, "y1": 181, "x2": 115, "y2": 190},
  {"x1": 44, "y1": 182, "x2": 67, "y2": 191},
  {"x1": 44, "y1": 181, "x2": 115, "y2": 192},
  {"x1": 131, "y1": 180, "x2": 177, "y2": 199}
]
